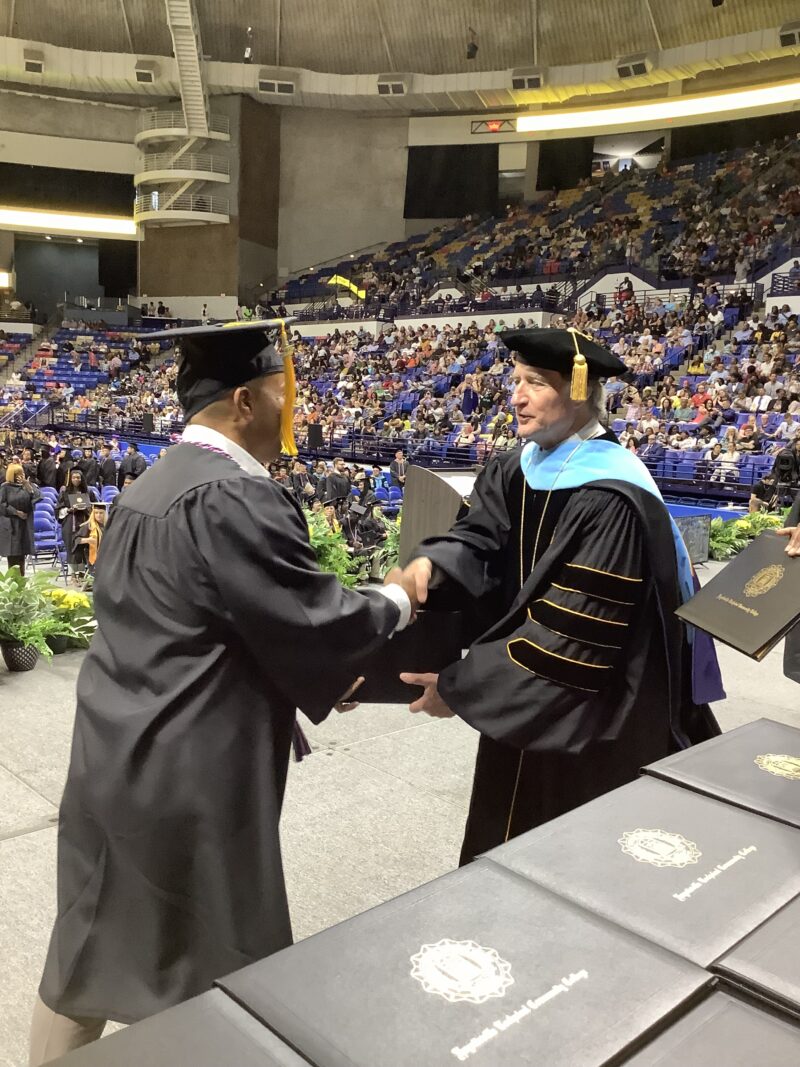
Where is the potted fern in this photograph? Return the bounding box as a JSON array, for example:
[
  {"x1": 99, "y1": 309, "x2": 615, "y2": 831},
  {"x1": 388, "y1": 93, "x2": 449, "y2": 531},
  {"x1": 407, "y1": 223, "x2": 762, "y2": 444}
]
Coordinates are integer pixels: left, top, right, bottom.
[
  {"x1": 306, "y1": 511, "x2": 369, "y2": 588},
  {"x1": 0, "y1": 567, "x2": 59, "y2": 670}
]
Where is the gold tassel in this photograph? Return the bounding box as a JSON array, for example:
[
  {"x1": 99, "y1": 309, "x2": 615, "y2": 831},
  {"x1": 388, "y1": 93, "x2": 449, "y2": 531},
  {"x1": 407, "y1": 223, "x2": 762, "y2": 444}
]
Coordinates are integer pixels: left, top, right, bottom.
[
  {"x1": 568, "y1": 327, "x2": 589, "y2": 402},
  {"x1": 279, "y1": 321, "x2": 298, "y2": 456}
]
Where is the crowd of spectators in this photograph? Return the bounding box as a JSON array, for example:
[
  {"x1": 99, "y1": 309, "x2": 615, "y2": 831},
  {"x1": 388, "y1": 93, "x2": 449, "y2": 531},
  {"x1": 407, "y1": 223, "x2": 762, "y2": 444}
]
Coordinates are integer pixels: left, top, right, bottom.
[
  {"x1": 273, "y1": 134, "x2": 800, "y2": 324},
  {"x1": 3, "y1": 282, "x2": 800, "y2": 510}
]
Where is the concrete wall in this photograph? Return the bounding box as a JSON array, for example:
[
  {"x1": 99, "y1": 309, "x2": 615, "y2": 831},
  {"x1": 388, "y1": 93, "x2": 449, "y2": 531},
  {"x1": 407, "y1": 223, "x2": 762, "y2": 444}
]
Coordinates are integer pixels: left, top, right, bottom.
[
  {"x1": 278, "y1": 109, "x2": 409, "y2": 277},
  {"x1": 238, "y1": 97, "x2": 280, "y2": 292},
  {"x1": 0, "y1": 91, "x2": 138, "y2": 173},
  {"x1": 0, "y1": 232, "x2": 14, "y2": 270},
  {"x1": 138, "y1": 223, "x2": 241, "y2": 297}
]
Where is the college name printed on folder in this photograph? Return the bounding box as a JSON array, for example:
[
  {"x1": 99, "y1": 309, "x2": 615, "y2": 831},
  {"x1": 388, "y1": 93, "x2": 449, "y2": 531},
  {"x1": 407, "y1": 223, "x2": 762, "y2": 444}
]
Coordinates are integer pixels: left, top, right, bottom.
[{"x1": 675, "y1": 532, "x2": 800, "y2": 659}]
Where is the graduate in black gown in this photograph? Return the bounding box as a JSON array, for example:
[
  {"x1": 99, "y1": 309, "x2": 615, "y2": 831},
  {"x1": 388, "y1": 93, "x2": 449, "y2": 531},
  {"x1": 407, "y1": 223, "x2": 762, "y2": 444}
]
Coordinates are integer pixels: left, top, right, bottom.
[
  {"x1": 399, "y1": 329, "x2": 723, "y2": 865},
  {"x1": 32, "y1": 320, "x2": 417, "y2": 1063}
]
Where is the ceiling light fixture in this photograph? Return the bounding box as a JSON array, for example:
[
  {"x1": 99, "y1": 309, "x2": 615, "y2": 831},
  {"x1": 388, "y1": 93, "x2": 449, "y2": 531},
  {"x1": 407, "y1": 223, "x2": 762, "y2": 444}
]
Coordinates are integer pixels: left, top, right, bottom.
[
  {"x1": 516, "y1": 80, "x2": 800, "y2": 137},
  {"x1": 0, "y1": 207, "x2": 137, "y2": 239}
]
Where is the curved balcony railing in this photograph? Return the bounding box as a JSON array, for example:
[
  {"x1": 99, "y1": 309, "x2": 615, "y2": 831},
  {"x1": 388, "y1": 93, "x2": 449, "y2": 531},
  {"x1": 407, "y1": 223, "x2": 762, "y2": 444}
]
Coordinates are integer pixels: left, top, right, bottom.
[
  {"x1": 137, "y1": 152, "x2": 230, "y2": 177},
  {"x1": 134, "y1": 193, "x2": 230, "y2": 221},
  {"x1": 136, "y1": 110, "x2": 230, "y2": 136}
]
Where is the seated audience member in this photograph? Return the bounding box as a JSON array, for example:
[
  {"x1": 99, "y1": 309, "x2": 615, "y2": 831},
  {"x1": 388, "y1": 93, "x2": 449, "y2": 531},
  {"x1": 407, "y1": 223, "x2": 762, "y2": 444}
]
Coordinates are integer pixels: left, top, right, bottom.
[
  {"x1": 637, "y1": 433, "x2": 665, "y2": 463},
  {"x1": 736, "y1": 423, "x2": 760, "y2": 453},
  {"x1": 711, "y1": 442, "x2": 741, "y2": 483},
  {"x1": 699, "y1": 442, "x2": 723, "y2": 481}
]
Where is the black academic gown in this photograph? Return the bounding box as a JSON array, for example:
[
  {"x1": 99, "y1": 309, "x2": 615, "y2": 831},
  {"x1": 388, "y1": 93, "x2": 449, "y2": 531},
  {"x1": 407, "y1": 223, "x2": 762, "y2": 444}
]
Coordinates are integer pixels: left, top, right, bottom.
[
  {"x1": 414, "y1": 443, "x2": 719, "y2": 865},
  {"x1": 78, "y1": 456, "x2": 100, "y2": 486},
  {"x1": 98, "y1": 457, "x2": 117, "y2": 488},
  {"x1": 37, "y1": 456, "x2": 58, "y2": 489},
  {"x1": 39, "y1": 443, "x2": 401, "y2": 1024}
]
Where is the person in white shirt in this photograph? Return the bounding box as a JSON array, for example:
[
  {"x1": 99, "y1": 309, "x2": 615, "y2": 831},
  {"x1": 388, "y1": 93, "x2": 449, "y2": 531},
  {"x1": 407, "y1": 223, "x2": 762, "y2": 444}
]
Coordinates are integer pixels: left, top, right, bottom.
[
  {"x1": 771, "y1": 416, "x2": 798, "y2": 443},
  {"x1": 712, "y1": 443, "x2": 741, "y2": 482}
]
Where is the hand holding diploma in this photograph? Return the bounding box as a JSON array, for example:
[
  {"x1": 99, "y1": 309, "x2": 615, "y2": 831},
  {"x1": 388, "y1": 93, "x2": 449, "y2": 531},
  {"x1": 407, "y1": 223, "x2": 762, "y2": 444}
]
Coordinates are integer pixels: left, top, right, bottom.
[{"x1": 399, "y1": 672, "x2": 455, "y2": 718}]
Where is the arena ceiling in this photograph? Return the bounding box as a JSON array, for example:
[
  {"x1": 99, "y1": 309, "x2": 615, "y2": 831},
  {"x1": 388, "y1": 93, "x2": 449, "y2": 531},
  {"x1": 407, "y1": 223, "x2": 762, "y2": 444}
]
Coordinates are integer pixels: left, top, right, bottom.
[{"x1": 3, "y1": 0, "x2": 800, "y2": 75}]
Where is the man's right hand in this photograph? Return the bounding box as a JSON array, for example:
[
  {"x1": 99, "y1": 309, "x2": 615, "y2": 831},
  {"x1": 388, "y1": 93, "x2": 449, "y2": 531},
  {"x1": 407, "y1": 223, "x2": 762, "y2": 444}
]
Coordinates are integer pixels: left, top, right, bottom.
[
  {"x1": 386, "y1": 556, "x2": 433, "y2": 607},
  {"x1": 383, "y1": 566, "x2": 422, "y2": 617}
]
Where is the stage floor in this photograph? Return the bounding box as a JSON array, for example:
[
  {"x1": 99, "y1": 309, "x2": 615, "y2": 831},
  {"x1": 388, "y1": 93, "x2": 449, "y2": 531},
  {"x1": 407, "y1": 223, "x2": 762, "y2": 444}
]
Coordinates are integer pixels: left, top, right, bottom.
[{"x1": 1, "y1": 561, "x2": 798, "y2": 1066}]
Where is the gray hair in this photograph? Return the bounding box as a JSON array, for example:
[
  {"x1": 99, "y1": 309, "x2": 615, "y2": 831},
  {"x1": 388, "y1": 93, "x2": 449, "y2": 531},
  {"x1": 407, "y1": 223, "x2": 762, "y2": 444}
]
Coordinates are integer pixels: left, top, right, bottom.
[{"x1": 587, "y1": 379, "x2": 605, "y2": 421}]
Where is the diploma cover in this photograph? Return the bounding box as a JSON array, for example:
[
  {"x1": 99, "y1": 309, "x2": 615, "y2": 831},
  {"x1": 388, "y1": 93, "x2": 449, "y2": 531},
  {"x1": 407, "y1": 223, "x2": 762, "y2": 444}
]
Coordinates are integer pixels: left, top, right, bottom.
[
  {"x1": 675, "y1": 533, "x2": 800, "y2": 659},
  {"x1": 356, "y1": 609, "x2": 463, "y2": 703}
]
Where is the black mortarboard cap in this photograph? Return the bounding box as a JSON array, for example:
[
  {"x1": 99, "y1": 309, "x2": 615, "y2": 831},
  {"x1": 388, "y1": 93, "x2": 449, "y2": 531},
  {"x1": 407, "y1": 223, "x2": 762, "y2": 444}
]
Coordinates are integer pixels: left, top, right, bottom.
[
  {"x1": 145, "y1": 319, "x2": 293, "y2": 421},
  {"x1": 500, "y1": 327, "x2": 627, "y2": 400}
]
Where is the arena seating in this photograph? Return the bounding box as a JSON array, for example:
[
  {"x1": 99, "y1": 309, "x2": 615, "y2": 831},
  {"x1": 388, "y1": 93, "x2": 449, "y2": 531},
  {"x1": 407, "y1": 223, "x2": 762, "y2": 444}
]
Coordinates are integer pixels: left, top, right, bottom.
[{"x1": 274, "y1": 136, "x2": 800, "y2": 326}]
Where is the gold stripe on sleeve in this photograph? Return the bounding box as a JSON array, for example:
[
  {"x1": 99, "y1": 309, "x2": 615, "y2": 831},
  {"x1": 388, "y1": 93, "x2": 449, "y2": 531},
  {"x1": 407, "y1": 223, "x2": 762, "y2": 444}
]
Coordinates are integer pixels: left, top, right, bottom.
[
  {"x1": 537, "y1": 598, "x2": 629, "y2": 626},
  {"x1": 550, "y1": 582, "x2": 635, "y2": 606},
  {"x1": 566, "y1": 563, "x2": 642, "y2": 582}
]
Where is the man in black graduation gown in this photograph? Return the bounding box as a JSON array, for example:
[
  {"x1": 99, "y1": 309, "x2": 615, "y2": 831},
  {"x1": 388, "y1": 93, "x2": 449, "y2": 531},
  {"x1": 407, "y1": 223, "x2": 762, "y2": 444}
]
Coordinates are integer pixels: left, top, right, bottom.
[
  {"x1": 399, "y1": 328, "x2": 721, "y2": 865},
  {"x1": 31, "y1": 320, "x2": 416, "y2": 1064},
  {"x1": 116, "y1": 442, "x2": 147, "y2": 488},
  {"x1": 97, "y1": 444, "x2": 117, "y2": 490},
  {"x1": 36, "y1": 446, "x2": 58, "y2": 489}
]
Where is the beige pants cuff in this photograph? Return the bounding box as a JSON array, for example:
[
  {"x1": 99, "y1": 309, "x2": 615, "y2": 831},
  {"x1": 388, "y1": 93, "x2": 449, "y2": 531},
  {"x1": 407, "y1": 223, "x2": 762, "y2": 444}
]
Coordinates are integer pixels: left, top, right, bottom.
[{"x1": 29, "y1": 995, "x2": 106, "y2": 1067}]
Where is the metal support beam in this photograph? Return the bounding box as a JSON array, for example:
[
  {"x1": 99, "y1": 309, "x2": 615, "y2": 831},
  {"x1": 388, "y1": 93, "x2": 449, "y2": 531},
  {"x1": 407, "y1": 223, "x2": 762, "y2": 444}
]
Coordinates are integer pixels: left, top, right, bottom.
[
  {"x1": 531, "y1": 0, "x2": 538, "y2": 67},
  {"x1": 118, "y1": 0, "x2": 135, "y2": 52},
  {"x1": 372, "y1": 0, "x2": 396, "y2": 71},
  {"x1": 7, "y1": 0, "x2": 16, "y2": 37},
  {"x1": 275, "y1": 0, "x2": 282, "y2": 67},
  {"x1": 643, "y1": 0, "x2": 663, "y2": 52}
]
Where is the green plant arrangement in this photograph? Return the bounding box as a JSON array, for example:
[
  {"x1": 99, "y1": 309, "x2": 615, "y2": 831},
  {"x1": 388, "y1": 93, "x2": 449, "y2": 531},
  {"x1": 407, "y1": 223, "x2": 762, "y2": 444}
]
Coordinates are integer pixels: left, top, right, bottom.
[
  {"x1": 43, "y1": 588, "x2": 97, "y2": 649},
  {"x1": 707, "y1": 510, "x2": 786, "y2": 561},
  {"x1": 0, "y1": 567, "x2": 60, "y2": 666},
  {"x1": 306, "y1": 512, "x2": 369, "y2": 588},
  {"x1": 377, "y1": 515, "x2": 401, "y2": 572}
]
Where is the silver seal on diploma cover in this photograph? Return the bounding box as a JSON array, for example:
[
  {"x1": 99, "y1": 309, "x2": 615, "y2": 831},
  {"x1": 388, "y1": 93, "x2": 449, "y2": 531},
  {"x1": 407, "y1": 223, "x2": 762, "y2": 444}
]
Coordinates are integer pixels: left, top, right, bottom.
[
  {"x1": 410, "y1": 939, "x2": 514, "y2": 1004},
  {"x1": 618, "y1": 828, "x2": 702, "y2": 868}
]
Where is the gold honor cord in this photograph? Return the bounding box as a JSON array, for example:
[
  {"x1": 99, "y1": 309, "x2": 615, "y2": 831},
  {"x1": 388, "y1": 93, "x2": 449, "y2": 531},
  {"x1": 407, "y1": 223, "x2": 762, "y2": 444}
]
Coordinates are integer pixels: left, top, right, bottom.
[{"x1": 279, "y1": 320, "x2": 298, "y2": 457}]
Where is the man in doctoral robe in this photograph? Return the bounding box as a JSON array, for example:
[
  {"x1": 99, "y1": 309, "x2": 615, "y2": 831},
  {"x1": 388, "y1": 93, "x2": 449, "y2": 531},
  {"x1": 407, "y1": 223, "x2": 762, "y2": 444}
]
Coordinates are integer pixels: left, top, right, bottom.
[
  {"x1": 398, "y1": 328, "x2": 722, "y2": 865},
  {"x1": 31, "y1": 320, "x2": 416, "y2": 1065}
]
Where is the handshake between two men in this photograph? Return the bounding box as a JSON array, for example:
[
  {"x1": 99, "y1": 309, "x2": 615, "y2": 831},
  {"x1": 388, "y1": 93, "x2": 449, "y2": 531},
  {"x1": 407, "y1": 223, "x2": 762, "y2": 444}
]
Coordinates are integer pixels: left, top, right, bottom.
[{"x1": 336, "y1": 557, "x2": 456, "y2": 719}]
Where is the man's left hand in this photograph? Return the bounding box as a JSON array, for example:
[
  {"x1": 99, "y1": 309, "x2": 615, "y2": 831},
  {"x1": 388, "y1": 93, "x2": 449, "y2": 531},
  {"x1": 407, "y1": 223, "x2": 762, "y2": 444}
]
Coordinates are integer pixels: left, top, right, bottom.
[
  {"x1": 334, "y1": 676, "x2": 364, "y2": 713},
  {"x1": 400, "y1": 672, "x2": 455, "y2": 718},
  {"x1": 776, "y1": 525, "x2": 800, "y2": 557}
]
